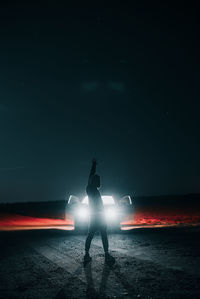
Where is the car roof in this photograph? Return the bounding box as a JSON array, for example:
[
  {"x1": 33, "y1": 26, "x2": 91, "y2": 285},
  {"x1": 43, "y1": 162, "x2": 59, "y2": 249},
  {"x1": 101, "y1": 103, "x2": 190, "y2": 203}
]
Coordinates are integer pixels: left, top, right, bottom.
[{"x1": 82, "y1": 195, "x2": 115, "y2": 205}]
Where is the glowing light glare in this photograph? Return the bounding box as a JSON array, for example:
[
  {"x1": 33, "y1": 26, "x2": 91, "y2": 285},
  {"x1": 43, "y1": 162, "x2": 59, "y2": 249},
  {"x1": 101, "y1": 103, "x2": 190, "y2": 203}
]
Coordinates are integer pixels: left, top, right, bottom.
[
  {"x1": 76, "y1": 207, "x2": 89, "y2": 220},
  {"x1": 105, "y1": 208, "x2": 118, "y2": 222},
  {"x1": 83, "y1": 195, "x2": 115, "y2": 205}
]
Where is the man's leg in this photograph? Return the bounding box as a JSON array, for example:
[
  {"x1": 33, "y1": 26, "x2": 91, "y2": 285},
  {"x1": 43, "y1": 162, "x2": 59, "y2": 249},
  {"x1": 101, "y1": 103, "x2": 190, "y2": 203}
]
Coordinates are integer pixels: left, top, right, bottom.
[
  {"x1": 100, "y1": 225, "x2": 109, "y2": 254},
  {"x1": 85, "y1": 227, "x2": 95, "y2": 253},
  {"x1": 100, "y1": 225, "x2": 115, "y2": 265},
  {"x1": 84, "y1": 223, "x2": 96, "y2": 264}
]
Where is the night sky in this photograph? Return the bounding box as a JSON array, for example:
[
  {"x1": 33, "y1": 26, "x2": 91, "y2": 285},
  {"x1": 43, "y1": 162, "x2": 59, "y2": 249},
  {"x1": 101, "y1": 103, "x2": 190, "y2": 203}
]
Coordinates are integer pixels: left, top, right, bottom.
[{"x1": 0, "y1": 2, "x2": 200, "y2": 202}]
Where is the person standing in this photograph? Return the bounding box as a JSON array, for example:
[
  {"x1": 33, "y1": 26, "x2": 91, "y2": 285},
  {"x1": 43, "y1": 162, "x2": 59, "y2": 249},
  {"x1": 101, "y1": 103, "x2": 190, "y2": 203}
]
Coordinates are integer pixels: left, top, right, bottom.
[{"x1": 84, "y1": 159, "x2": 115, "y2": 265}]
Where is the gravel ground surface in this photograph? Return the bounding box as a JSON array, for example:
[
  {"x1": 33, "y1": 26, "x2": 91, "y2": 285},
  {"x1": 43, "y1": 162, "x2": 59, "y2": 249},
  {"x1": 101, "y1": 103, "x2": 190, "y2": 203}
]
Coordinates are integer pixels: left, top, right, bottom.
[{"x1": 0, "y1": 227, "x2": 200, "y2": 298}]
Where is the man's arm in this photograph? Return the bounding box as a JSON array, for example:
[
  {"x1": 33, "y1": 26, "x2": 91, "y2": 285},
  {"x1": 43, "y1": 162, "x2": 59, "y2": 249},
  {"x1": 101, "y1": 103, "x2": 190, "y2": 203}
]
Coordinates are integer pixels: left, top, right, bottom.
[{"x1": 88, "y1": 159, "x2": 97, "y2": 184}]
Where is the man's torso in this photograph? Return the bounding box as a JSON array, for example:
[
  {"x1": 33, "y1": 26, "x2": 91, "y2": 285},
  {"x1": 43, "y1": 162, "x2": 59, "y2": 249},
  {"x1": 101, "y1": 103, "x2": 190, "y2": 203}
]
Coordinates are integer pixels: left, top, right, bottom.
[{"x1": 86, "y1": 185, "x2": 104, "y2": 215}]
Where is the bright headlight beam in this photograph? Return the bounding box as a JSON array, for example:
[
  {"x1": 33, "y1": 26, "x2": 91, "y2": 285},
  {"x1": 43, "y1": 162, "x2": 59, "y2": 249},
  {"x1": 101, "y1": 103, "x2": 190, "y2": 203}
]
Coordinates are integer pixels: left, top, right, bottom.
[
  {"x1": 105, "y1": 208, "x2": 118, "y2": 222},
  {"x1": 76, "y1": 207, "x2": 89, "y2": 220}
]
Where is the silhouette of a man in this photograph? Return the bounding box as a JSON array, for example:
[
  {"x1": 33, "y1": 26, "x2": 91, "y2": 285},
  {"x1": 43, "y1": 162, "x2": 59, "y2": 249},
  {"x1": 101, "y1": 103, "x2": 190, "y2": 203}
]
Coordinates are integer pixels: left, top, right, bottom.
[{"x1": 84, "y1": 159, "x2": 115, "y2": 265}]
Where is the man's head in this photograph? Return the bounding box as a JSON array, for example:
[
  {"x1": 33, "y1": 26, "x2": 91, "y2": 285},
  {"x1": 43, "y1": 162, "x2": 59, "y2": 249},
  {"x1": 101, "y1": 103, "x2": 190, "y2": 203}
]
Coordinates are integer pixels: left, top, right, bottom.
[{"x1": 91, "y1": 174, "x2": 101, "y2": 188}]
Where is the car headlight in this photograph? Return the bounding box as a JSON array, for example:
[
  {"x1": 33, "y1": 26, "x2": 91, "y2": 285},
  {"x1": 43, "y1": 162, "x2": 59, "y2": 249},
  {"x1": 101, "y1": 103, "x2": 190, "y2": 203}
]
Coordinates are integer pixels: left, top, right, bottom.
[{"x1": 75, "y1": 207, "x2": 89, "y2": 220}]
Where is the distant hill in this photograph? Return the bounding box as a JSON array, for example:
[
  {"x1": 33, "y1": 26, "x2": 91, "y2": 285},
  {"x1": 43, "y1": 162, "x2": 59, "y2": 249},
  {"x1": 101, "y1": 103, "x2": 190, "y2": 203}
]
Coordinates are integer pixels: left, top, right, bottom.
[
  {"x1": 0, "y1": 200, "x2": 67, "y2": 219},
  {"x1": 0, "y1": 194, "x2": 200, "y2": 219},
  {"x1": 134, "y1": 193, "x2": 200, "y2": 206}
]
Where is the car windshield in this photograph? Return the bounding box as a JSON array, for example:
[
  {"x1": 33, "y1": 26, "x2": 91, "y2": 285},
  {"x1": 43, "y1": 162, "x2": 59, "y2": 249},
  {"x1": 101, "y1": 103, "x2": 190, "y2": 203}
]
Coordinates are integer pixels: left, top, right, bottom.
[{"x1": 82, "y1": 195, "x2": 115, "y2": 205}]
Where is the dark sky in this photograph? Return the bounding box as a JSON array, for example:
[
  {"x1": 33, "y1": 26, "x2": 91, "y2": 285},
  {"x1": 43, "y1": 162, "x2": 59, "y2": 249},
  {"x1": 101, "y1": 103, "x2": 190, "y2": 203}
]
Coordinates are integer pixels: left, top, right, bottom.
[{"x1": 0, "y1": 2, "x2": 200, "y2": 202}]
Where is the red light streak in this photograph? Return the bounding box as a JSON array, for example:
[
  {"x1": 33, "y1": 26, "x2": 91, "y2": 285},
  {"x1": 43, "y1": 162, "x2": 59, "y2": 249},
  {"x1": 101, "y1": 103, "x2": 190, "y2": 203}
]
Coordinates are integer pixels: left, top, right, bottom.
[
  {"x1": 0, "y1": 213, "x2": 74, "y2": 231},
  {"x1": 0, "y1": 208, "x2": 200, "y2": 231}
]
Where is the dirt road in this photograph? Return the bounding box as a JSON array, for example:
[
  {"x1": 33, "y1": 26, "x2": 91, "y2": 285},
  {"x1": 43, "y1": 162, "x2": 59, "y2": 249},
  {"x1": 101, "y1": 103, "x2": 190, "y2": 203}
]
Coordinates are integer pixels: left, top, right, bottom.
[{"x1": 0, "y1": 227, "x2": 199, "y2": 298}]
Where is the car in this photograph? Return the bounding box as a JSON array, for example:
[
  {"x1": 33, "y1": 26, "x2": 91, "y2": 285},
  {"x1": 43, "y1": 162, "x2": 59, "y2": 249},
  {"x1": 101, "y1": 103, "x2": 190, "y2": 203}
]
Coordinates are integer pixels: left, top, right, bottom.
[{"x1": 66, "y1": 194, "x2": 133, "y2": 231}]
